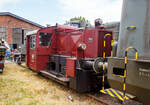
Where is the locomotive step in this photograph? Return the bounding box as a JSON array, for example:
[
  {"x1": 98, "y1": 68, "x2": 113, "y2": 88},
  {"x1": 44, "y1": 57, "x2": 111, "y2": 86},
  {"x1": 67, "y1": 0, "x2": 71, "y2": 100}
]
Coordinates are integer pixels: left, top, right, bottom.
[
  {"x1": 100, "y1": 88, "x2": 136, "y2": 101},
  {"x1": 40, "y1": 70, "x2": 70, "y2": 86}
]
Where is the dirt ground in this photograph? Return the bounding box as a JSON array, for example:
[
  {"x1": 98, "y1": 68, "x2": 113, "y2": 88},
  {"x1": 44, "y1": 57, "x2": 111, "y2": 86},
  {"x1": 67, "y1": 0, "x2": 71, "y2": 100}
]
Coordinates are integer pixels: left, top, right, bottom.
[{"x1": 0, "y1": 63, "x2": 101, "y2": 105}]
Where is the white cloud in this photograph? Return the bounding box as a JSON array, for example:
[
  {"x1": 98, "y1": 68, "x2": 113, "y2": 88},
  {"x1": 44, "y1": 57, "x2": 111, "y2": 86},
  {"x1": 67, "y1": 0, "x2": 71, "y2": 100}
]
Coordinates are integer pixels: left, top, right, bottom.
[
  {"x1": 58, "y1": 0, "x2": 123, "y2": 24},
  {"x1": 0, "y1": 0, "x2": 123, "y2": 26}
]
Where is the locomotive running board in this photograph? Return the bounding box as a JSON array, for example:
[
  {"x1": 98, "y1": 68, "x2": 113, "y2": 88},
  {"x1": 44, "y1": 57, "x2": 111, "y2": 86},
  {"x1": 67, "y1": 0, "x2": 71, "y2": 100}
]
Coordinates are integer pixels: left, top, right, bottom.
[
  {"x1": 100, "y1": 88, "x2": 136, "y2": 101},
  {"x1": 40, "y1": 70, "x2": 70, "y2": 86}
]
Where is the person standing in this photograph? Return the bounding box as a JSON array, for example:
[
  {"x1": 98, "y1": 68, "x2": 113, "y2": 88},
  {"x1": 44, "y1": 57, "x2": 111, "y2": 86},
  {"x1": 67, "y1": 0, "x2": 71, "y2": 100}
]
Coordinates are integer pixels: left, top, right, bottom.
[{"x1": 13, "y1": 49, "x2": 20, "y2": 62}]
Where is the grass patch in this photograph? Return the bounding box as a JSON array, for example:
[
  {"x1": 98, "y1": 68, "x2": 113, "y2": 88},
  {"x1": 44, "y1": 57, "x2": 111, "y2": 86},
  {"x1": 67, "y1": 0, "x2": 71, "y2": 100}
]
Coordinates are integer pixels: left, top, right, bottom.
[
  {"x1": 0, "y1": 64, "x2": 99, "y2": 105},
  {"x1": 0, "y1": 78, "x2": 35, "y2": 104},
  {"x1": 21, "y1": 68, "x2": 31, "y2": 72}
]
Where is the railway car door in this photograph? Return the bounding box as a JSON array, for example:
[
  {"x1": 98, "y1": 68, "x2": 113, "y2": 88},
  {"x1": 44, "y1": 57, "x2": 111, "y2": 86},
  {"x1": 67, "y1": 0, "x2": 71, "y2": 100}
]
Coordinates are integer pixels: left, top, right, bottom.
[
  {"x1": 36, "y1": 30, "x2": 54, "y2": 71},
  {"x1": 26, "y1": 35, "x2": 37, "y2": 70}
]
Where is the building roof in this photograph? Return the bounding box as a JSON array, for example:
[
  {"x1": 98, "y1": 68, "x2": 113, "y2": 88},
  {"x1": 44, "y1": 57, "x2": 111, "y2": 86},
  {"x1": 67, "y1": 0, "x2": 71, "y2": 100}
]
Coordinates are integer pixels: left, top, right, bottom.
[{"x1": 0, "y1": 12, "x2": 44, "y2": 28}]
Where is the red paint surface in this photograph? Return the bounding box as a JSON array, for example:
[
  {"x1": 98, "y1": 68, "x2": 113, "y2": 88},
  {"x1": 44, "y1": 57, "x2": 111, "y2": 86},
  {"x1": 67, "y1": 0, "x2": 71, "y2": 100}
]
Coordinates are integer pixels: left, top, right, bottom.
[
  {"x1": 66, "y1": 58, "x2": 76, "y2": 77},
  {"x1": 26, "y1": 25, "x2": 112, "y2": 72}
]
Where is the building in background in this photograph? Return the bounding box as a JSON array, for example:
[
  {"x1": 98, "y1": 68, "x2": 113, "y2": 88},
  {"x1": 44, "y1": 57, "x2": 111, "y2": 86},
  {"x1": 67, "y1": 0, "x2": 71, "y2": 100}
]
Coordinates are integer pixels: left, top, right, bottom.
[{"x1": 0, "y1": 12, "x2": 44, "y2": 49}]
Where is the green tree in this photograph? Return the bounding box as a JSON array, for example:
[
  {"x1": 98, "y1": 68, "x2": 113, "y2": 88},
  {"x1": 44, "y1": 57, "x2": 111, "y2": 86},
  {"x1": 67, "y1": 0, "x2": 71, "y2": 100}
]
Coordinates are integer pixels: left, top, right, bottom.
[
  {"x1": 70, "y1": 16, "x2": 89, "y2": 23},
  {"x1": 64, "y1": 16, "x2": 91, "y2": 28}
]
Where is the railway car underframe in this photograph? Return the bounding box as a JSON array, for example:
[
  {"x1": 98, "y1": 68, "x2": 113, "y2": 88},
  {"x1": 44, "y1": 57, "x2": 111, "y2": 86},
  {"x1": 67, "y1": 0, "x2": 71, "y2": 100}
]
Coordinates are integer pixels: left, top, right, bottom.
[{"x1": 40, "y1": 55, "x2": 107, "y2": 93}]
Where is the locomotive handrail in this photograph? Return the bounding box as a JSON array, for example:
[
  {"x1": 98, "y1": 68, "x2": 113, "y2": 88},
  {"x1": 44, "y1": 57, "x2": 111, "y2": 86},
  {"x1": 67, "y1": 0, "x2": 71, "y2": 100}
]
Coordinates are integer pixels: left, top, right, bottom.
[
  {"x1": 101, "y1": 33, "x2": 113, "y2": 91},
  {"x1": 123, "y1": 46, "x2": 138, "y2": 100},
  {"x1": 103, "y1": 33, "x2": 113, "y2": 58}
]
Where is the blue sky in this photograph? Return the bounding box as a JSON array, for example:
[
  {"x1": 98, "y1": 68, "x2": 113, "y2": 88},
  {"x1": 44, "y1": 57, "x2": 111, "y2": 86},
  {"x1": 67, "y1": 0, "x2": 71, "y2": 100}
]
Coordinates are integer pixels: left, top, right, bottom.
[{"x1": 0, "y1": 0, "x2": 123, "y2": 26}]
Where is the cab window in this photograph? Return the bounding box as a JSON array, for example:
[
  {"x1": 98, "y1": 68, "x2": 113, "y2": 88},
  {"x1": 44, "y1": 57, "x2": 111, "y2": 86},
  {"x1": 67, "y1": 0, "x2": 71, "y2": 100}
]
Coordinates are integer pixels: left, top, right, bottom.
[
  {"x1": 30, "y1": 35, "x2": 36, "y2": 49},
  {"x1": 39, "y1": 32, "x2": 52, "y2": 46}
]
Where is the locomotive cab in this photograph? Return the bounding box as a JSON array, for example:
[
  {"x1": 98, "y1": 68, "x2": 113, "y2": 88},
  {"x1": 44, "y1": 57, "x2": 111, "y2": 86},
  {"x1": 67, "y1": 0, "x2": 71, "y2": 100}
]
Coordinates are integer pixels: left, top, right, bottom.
[{"x1": 26, "y1": 28, "x2": 54, "y2": 71}]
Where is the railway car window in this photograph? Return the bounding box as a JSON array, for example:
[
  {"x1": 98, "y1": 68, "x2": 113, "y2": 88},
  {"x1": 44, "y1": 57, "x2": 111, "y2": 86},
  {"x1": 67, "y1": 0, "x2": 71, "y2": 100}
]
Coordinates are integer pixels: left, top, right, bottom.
[
  {"x1": 113, "y1": 68, "x2": 125, "y2": 76},
  {"x1": 39, "y1": 32, "x2": 52, "y2": 46},
  {"x1": 30, "y1": 35, "x2": 36, "y2": 49}
]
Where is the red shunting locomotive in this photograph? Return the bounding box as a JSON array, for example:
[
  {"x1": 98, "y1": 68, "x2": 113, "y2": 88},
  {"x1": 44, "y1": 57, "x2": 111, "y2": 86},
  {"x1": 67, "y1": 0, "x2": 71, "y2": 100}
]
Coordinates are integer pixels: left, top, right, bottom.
[{"x1": 26, "y1": 22, "x2": 112, "y2": 92}]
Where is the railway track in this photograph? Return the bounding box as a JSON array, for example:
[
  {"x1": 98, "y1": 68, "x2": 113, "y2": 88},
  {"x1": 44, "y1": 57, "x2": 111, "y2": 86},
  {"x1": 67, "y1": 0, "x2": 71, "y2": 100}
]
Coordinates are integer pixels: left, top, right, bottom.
[
  {"x1": 87, "y1": 93, "x2": 143, "y2": 105},
  {"x1": 87, "y1": 94, "x2": 110, "y2": 105},
  {"x1": 18, "y1": 64, "x2": 143, "y2": 105}
]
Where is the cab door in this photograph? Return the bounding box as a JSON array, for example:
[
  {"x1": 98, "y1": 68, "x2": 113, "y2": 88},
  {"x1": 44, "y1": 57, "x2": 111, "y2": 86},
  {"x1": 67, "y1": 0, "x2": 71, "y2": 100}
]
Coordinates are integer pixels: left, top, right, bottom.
[{"x1": 26, "y1": 35, "x2": 37, "y2": 70}]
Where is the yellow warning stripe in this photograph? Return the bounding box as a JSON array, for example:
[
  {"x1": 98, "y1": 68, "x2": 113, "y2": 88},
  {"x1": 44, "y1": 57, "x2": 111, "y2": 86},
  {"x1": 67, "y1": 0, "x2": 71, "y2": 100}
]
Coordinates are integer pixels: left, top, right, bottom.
[
  {"x1": 103, "y1": 52, "x2": 105, "y2": 58},
  {"x1": 101, "y1": 33, "x2": 113, "y2": 94},
  {"x1": 106, "y1": 89, "x2": 115, "y2": 98},
  {"x1": 110, "y1": 88, "x2": 124, "y2": 101},
  {"x1": 123, "y1": 83, "x2": 126, "y2": 91},
  {"x1": 125, "y1": 46, "x2": 133, "y2": 52},
  {"x1": 111, "y1": 40, "x2": 113, "y2": 46},
  {"x1": 103, "y1": 64, "x2": 105, "y2": 70},
  {"x1": 100, "y1": 90, "x2": 106, "y2": 94},
  {"x1": 111, "y1": 51, "x2": 113, "y2": 57},
  {"x1": 100, "y1": 88, "x2": 135, "y2": 101},
  {"x1": 120, "y1": 75, "x2": 126, "y2": 78},
  {"x1": 123, "y1": 46, "x2": 138, "y2": 101},
  {"x1": 105, "y1": 33, "x2": 111, "y2": 36},
  {"x1": 124, "y1": 70, "x2": 127, "y2": 77},
  {"x1": 125, "y1": 56, "x2": 127, "y2": 64},
  {"x1": 136, "y1": 52, "x2": 138, "y2": 60},
  {"x1": 117, "y1": 90, "x2": 134, "y2": 99},
  {"x1": 102, "y1": 76, "x2": 104, "y2": 82},
  {"x1": 104, "y1": 41, "x2": 106, "y2": 47},
  {"x1": 102, "y1": 87, "x2": 104, "y2": 91},
  {"x1": 124, "y1": 96, "x2": 128, "y2": 100}
]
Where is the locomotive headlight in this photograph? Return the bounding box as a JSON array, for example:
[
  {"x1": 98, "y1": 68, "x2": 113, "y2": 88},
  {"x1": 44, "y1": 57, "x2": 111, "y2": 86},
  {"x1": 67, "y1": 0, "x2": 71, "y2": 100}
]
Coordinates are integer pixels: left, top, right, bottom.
[{"x1": 78, "y1": 43, "x2": 86, "y2": 50}]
